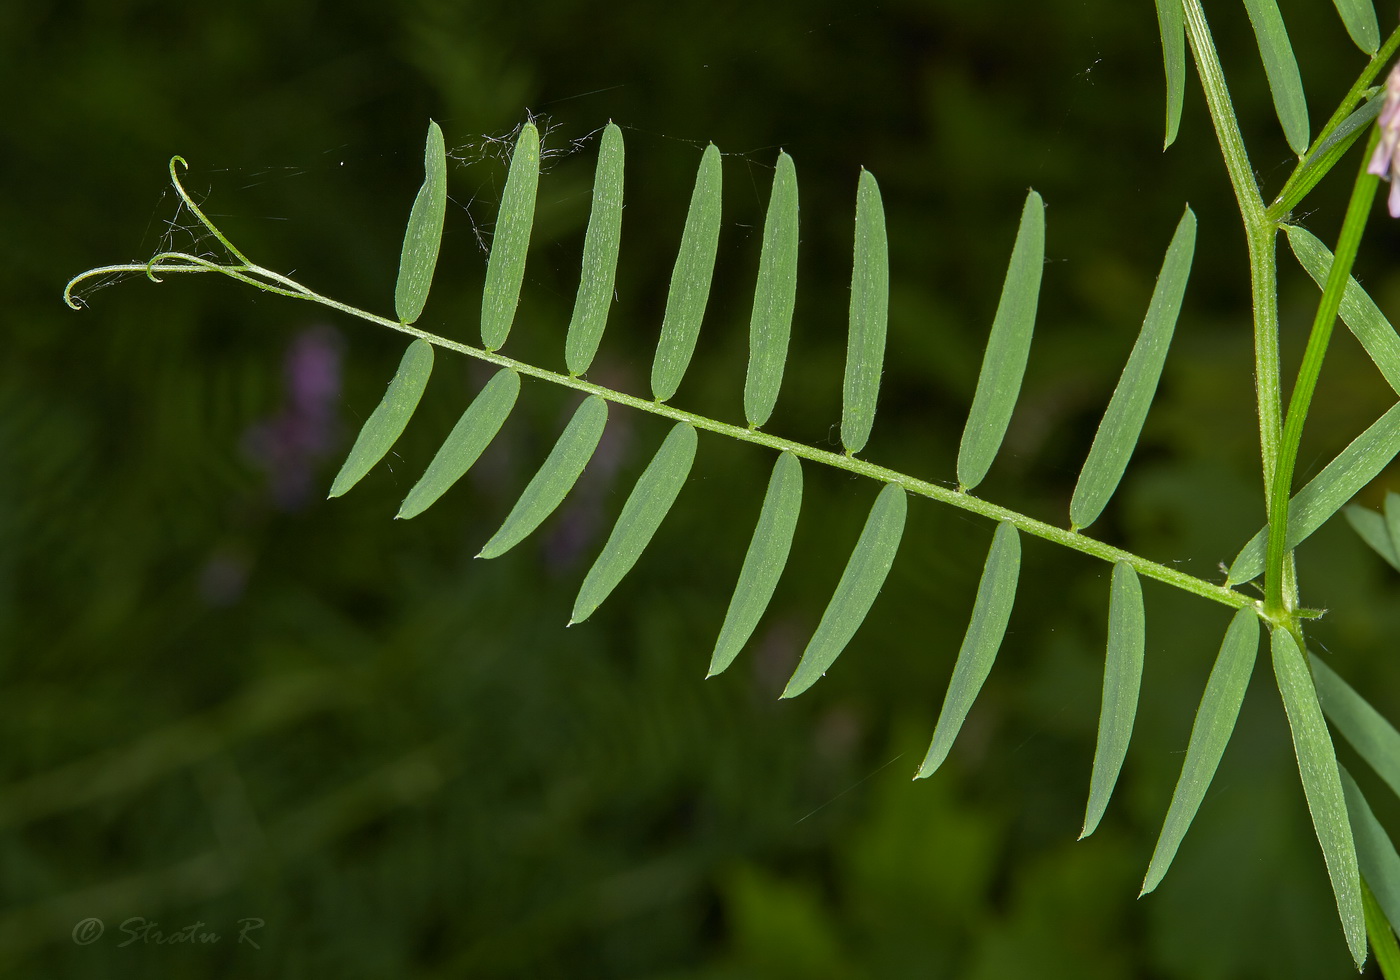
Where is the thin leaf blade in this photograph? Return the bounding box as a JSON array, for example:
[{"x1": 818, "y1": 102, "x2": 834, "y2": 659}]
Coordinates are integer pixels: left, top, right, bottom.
[
  {"x1": 1340, "y1": 769, "x2": 1400, "y2": 938},
  {"x1": 1312, "y1": 653, "x2": 1400, "y2": 801},
  {"x1": 1070, "y1": 207, "x2": 1195, "y2": 530},
  {"x1": 397, "y1": 368, "x2": 520, "y2": 520},
  {"x1": 1228, "y1": 400, "x2": 1400, "y2": 583},
  {"x1": 1330, "y1": 0, "x2": 1380, "y2": 55},
  {"x1": 481, "y1": 122, "x2": 541, "y2": 352},
  {"x1": 1081, "y1": 561, "x2": 1146, "y2": 839},
  {"x1": 1141, "y1": 607, "x2": 1259, "y2": 895},
  {"x1": 651, "y1": 144, "x2": 722, "y2": 402},
  {"x1": 744, "y1": 151, "x2": 800, "y2": 428},
  {"x1": 1272, "y1": 628, "x2": 1366, "y2": 969},
  {"x1": 572, "y1": 422, "x2": 698, "y2": 624},
  {"x1": 957, "y1": 190, "x2": 1046, "y2": 490},
  {"x1": 841, "y1": 168, "x2": 889, "y2": 455},
  {"x1": 782, "y1": 482, "x2": 905, "y2": 698},
  {"x1": 328, "y1": 338, "x2": 435, "y2": 498},
  {"x1": 477, "y1": 394, "x2": 608, "y2": 559},
  {"x1": 565, "y1": 122, "x2": 624, "y2": 376},
  {"x1": 708, "y1": 452, "x2": 803, "y2": 677},
  {"x1": 916, "y1": 521, "x2": 1021, "y2": 778},
  {"x1": 1345, "y1": 503, "x2": 1400, "y2": 570},
  {"x1": 1242, "y1": 0, "x2": 1311, "y2": 155},
  {"x1": 1155, "y1": 0, "x2": 1186, "y2": 149},
  {"x1": 395, "y1": 121, "x2": 449, "y2": 325}
]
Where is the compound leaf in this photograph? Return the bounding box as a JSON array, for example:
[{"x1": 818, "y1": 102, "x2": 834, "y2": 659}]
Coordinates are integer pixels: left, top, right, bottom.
[
  {"x1": 565, "y1": 122, "x2": 625, "y2": 376},
  {"x1": 481, "y1": 121, "x2": 540, "y2": 352},
  {"x1": 841, "y1": 169, "x2": 888, "y2": 455},
  {"x1": 652, "y1": 144, "x2": 722, "y2": 402},
  {"x1": 395, "y1": 121, "x2": 448, "y2": 325},
  {"x1": 744, "y1": 151, "x2": 799, "y2": 428},
  {"x1": 328, "y1": 338, "x2": 434, "y2": 498}
]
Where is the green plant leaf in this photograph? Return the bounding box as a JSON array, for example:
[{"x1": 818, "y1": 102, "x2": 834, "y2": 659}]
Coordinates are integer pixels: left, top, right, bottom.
[
  {"x1": 397, "y1": 368, "x2": 520, "y2": 520},
  {"x1": 328, "y1": 338, "x2": 435, "y2": 498},
  {"x1": 916, "y1": 520, "x2": 1021, "y2": 778},
  {"x1": 1081, "y1": 561, "x2": 1146, "y2": 839},
  {"x1": 1272, "y1": 628, "x2": 1366, "y2": 969},
  {"x1": 841, "y1": 168, "x2": 889, "y2": 455},
  {"x1": 1069, "y1": 206, "x2": 1195, "y2": 530},
  {"x1": 782, "y1": 482, "x2": 905, "y2": 698},
  {"x1": 1228, "y1": 400, "x2": 1400, "y2": 583},
  {"x1": 395, "y1": 121, "x2": 449, "y2": 325},
  {"x1": 1140, "y1": 607, "x2": 1259, "y2": 894},
  {"x1": 1242, "y1": 0, "x2": 1311, "y2": 156},
  {"x1": 481, "y1": 121, "x2": 540, "y2": 352},
  {"x1": 1340, "y1": 769, "x2": 1400, "y2": 939},
  {"x1": 1285, "y1": 224, "x2": 1400, "y2": 395},
  {"x1": 477, "y1": 394, "x2": 608, "y2": 559},
  {"x1": 744, "y1": 151, "x2": 800, "y2": 428},
  {"x1": 651, "y1": 143, "x2": 722, "y2": 402},
  {"x1": 1275, "y1": 95, "x2": 1383, "y2": 215},
  {"x1": 1312, "y1": 653, "x2": 1400, "y2": 801},
  {"x1": 1330, "y1": 0, "x2": 1381, "y2": 55},
  {"x1": 565, "y1": 122, "x2": 625, "y2": 377},
  {"x1": 1364, "y1": 876, "x2": 1400, "y2": 980},
  {"x1": 708, "y1": 451, "x2": 803, "y2": 677},
  {"x1": 1345, "y1": 503, "x2": 1400, "y2": 569},
  {"x1": 572, "y1": 422, "x2": 698, "y2": 624},
  {"x1": 1155, "y1": 0, "x2": 1186, "y2": 148},
  {"x1": 1387, "y1": 489, "x2": 1400, "y2": 558},
  {"x1": 957, "y1": 190, "x2": 1045, "y2": 491}
]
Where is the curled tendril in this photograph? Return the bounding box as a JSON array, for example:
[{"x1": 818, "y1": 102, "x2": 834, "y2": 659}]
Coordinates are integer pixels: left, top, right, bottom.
[{"x1": 167, "y1": 156, "x2": 253, "y2": 266}]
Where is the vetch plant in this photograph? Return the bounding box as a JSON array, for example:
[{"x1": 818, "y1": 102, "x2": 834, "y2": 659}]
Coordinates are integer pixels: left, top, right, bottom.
[{"x1": 64, "y1": 0, "x2": 1400, "y2": 970}]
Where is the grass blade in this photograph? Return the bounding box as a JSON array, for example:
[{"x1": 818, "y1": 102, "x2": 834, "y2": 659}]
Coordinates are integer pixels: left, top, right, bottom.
[
  {"x1": 565, "y1": 122, "x2": 624, "y2": 377},
  {"x1": 781, "y1": 482, "x2": 905, "y2": 698},
  {"x1": 651, "y1": 144, "x2": 722, "y2": 402},
  {"x1": 916, "y1": 521, "x2": 1021, "y2": 778},
  {"x1": 1285, "y1": 225, "x2": 1400, "y2": 396},
  {"x1": 1340, "y1": 769, "x2": 1400, "y2": 938},
  {"x1": 1331, "y1": 0, "x2": 1380, "y2": 55},
  {"x1": 1311, "y1": 653, "x2": 1400, "y2": 801},
  {"x1": 328, "y1": 338, "x2": 434, "y2": 498},
  {"x1": 1081, "y1": 561, "x2": 1146, "y2": 839},
  {"x1": 957, "y1": 190, "x2": 1045, "y2": 490},
  {"x1": 395, "y1": 121, "x2": 448, "y2": 325},
  {"x1": 477, "y1": 394, "x2": 608, "y2": 559},
  {"x1": 1155, "y1": 0, "x2": 1186, "y2": 148},
  {"x1": 1272, "y1": 628, "x2": 1366, "y2": 969},
  {"x1": 708, "y1": 451, "x2": 803, "y2": 677},
  {"x1": 480, "y1": 121, "x2": 540, "y2": 352},
  {"x1": 1345, "y1": 502, "x2": 1400, "y2": 570},
  {"x1": 1228, "y1": 400, "x2": 1400, "y2": 583},
  {"x1": 841, "y1": 169, "x2": 889, "y2": 455},
  {"x1": 1141, "y1": 607, "x2": 1259, "y2": 895},
  {"x1": 1242, "y1": 0, "x2": 1311, "y2": 155},
  {"x1": 572, "y1": 422, "x2": 698, "y2": 624},
  {"x1": 397, "y1": 368, "x2": 520, "y2": 520},
  {"x1": 1069, "y1": 207, "x2": 1195, "y2": 530},
  {"x1": 744, "y1": 151, "x2": 800, "y2": 428}
]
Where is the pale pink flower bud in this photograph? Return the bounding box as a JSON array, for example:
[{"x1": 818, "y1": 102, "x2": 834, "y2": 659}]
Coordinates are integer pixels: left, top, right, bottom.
[{"x1": 1368, "y1": 62, "x2": 1400, "y2": 217}]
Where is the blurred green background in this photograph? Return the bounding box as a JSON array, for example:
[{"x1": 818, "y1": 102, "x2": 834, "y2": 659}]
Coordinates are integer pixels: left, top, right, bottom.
[{"x1": 4, "y1": 0, "x2": 1400, "y2": 976}]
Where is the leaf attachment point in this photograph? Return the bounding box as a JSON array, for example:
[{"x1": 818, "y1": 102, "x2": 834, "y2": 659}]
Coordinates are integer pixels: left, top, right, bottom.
[
  {"x1": 328, "y1": 338, "x2": 435, "y2": 498},
  {"x1": 841, "y1": 168, "x2": 889, "y2": 455},
  {"x1": 744, "y1": 150, "x2": 800, "y2": 428},
  {"x1": 565, "y1": 122, "x2": 625, "y2": 377},
  {"x1": 481, "y1": 121, "x2": 541, "y2": 352},
  {"x1": 395, "y1": 120, "x2": 449, "y2": 325}
]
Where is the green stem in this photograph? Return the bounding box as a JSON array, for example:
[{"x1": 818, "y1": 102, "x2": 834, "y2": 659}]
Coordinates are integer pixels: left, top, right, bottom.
[{"x1": 1263, "y1": 131, "x2": 1381, "y2": 615}]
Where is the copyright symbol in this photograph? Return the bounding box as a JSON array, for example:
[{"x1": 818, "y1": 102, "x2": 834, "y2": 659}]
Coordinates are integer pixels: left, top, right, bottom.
[{"x1": 72, "y1": 918, "x2": 103, "y2": 945}]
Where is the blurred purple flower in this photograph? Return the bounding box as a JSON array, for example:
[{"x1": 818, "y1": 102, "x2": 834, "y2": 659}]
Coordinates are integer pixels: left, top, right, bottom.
[
  {"x1": 242, "y1": 325, "x2": 343, "y2": 509},
  {"x1": 1368, "y1": 62, "x2": 1400, "y2": 218}
]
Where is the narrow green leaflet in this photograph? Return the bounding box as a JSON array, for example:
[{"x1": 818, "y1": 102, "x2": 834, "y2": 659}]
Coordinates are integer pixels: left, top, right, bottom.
[
  {"x1": 1276, "y1": 96, "x2": 1383, "y2": 215},
  {"x1": 477, "y1": 395, "x2": 608, "y2": 559},
  {"x1": 1388, "y1": 490, "x2": 1400, "y2": 558},
  {"x1": 397, "y1": 368, "x2": 520, "y2": 520},
  {"x1": 1227, "y1": 400, "x2": 1400, "y2": 584},
  {"x1": 328, "y1": 338, "x2": 435, "y2": 498},
  {"x1": 1345, "y1": 503, "x2": 1400, "y2": 570},
  {"x1": 1081, "y1": 562, "x2": 1146, "y2": 839},
  {"x1": 481, "y1": 122, "x2": 540, "y2": 352},
  {"x1": 1285, "y1": 225, "x2": 1400, "y2": 396},
  {"x1": 565, "y1": 122, "x2": 624, "y2": 376},
  {"x1": 1311, "y1": 653, "x2": 1400, "y2": 801},
  {"x1": 1272, "y1": 628, "x2": 1366, "y2": 969},
  {"x1": 651, "y1": 143, "x2": 722, "y2": 402},
  {"x1": 1330, "y1": 0, "x2": 1380, "y2": 55},
  {"x1": 1155, "y1": 0, "x2": 1186, "y2": 149},
  {"x1": 1340, "y1": 769, "x2": 1400, "y2": 938},
  {"x1": 916, "y1": 521, "x2": 1021, "y2": 778},
  {"x1": 708, "y1": 452, "x2": 803, "y2": 677},
  {"x1": 1141, "y1": 608, "x2": 1259, "y2": 895},
  {"x1": 572, "y1": 422, "x2": 698, "y2": 624},
  {"x1": 1364, "y1": 879, "x2": 1400, "y2": 979},
  {"x1": 957, "y1": 190, "x2": 1045, "y2": 491},
  {"x1": 1069, "y1": 207, "x2": 1195, "y2": 530},
  {"x1": 1242, "y1": 0, "x2": 1310, "y2": 156},
  {"x1": 395, "y1": 121, "x2": 449, "y2": 325},
  {"x1": 781, "y1": 482, "x2": 905, "y2": 698},
  {"x1": 743, "y1": 151, "x2": 799, "y2": 428},
  {"x1": 840, "y1": 168, "x2": 889, "y2": 455}
]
